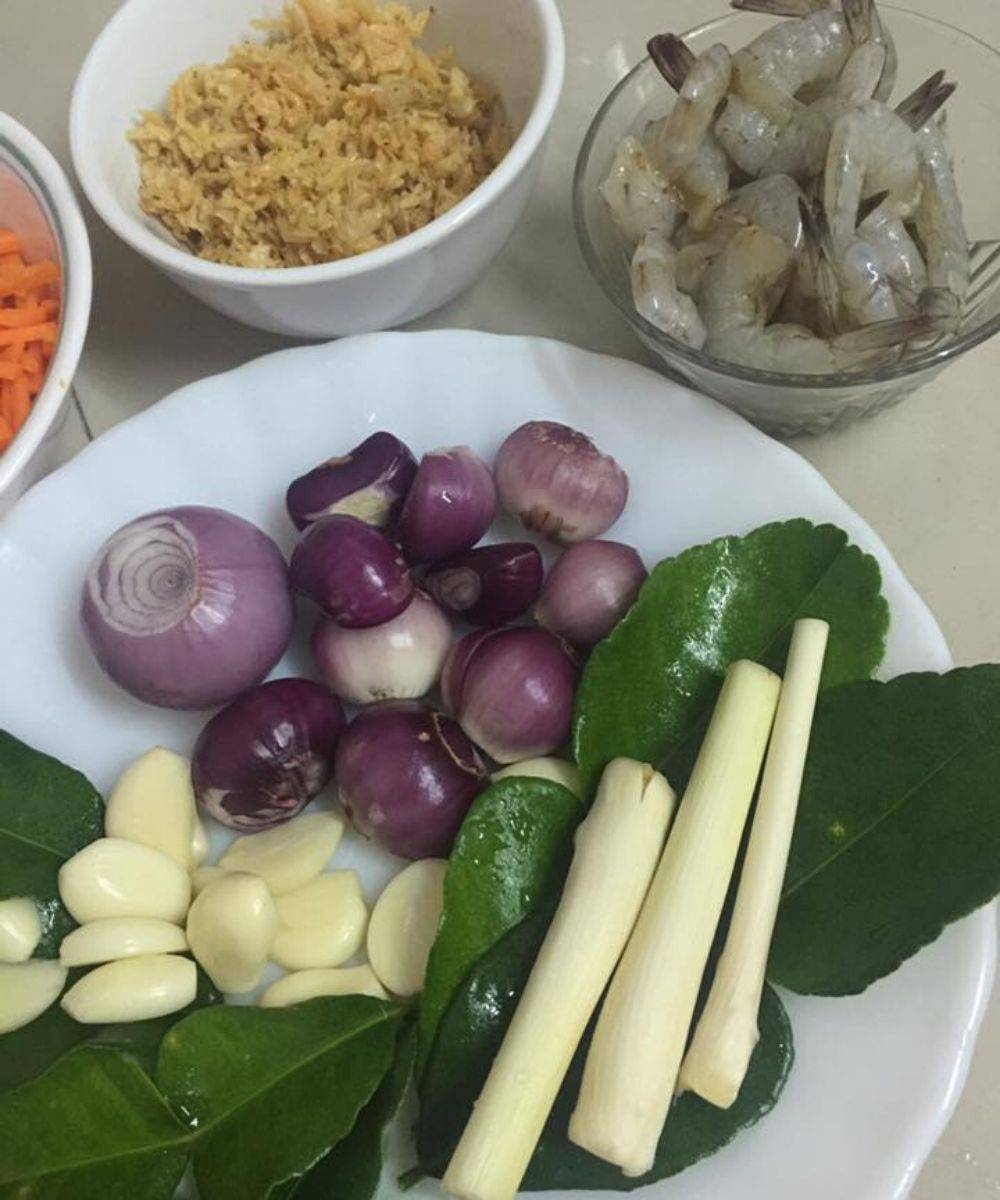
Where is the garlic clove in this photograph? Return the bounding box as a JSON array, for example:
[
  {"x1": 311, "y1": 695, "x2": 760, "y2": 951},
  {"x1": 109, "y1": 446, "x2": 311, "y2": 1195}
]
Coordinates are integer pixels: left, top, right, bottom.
[
  {"x1": 104, "y1": 747, "x2": 197, "y2": 869},
  {"x1": 259, "y1": 965, "x2": 387, "y2": 1008},
  {"x1": 270, "y1": 871, "x2": 367, "y2": 971},
  {"x1": 191, "y1": 813, "x2": 209, "y2": 868},
  {"x1": 58, "y1": 838, "x2": 191, "y2": 924},
  {"x1": 218, "y1": 812, "x2": 344, "y2": 895},
  {"x1": 492, "y1": 758, "x2": 583, "y2": 799},
  {"x1": 0, "y1": 897, "x2": 41, "y2": 963},
  {"x1": 367, "y1": 858, "x2": 447, "y2": 997},
  {"x1": 186, "y1": 872, "x2": 277, "y2": 993},
  {"x1": 0, "y1": 960, "x2": 68, "y2": 1033},
  {"x1": 60, "y1": 918, "x2": 189, "y2": 967},
  {"x1": 60, "y1": 954, "x2": 196, "y2": 1024},
  {"x1": 191, "y1": 865, "x2": 230, "y2": 896}
]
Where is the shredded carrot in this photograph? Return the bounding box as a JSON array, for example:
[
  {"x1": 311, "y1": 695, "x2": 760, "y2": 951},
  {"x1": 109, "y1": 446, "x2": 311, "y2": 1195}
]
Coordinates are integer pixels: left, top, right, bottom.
[{"x1": 0, "y1": 229, "x2": 61, "y2": 450}]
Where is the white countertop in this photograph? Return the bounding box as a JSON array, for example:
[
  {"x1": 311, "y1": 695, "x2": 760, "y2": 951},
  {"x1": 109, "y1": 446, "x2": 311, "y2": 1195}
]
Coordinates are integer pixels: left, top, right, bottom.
[{"x1": 3, "y1": 0, "x2": 998, "y2": 1194}]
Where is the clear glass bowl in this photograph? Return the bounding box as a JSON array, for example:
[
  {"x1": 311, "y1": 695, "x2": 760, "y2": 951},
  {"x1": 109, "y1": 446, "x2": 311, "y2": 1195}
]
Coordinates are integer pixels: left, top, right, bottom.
[{"x1": 573, "y1": 5, "x2": 1000, "y2": 436}]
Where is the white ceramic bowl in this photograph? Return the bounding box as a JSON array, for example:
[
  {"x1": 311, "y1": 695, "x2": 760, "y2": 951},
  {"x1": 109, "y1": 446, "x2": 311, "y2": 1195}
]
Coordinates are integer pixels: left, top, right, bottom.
[
  {"x1": 69, "y1": 0, "x2": 564, "y2": 338},
  {"x1": 0, "y1": 115, "x2": 92, "y2": 518}
]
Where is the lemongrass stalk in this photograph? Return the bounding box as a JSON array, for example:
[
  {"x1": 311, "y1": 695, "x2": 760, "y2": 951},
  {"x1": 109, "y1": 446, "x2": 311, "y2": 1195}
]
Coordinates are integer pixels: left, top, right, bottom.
[
  {"x1": 441, "y1": 759, "x2": 675, "y2": 1200},
  {"x1": 680, "y1": 619, "x2": 829, "y2": 1107},
  {"x1": 568, "y1": 660, "x2": 780, "y2": 1177}
]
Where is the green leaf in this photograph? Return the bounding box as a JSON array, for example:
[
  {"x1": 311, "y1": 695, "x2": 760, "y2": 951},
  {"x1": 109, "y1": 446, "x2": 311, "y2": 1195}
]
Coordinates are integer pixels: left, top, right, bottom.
[
  {"x1": 156, "y1": 995, "x2": 404, "y2": 1200},
  {"x1": 417, "y1": 778, "x2": 582, "y2": 1074},
  {"x1": 573, "y1": 520, "x2": 889, "y2": 796},
  {"x1": 771, "y1": 666, "x2": 1000, "y2": 995},
  {"x1": 0, "y1": 966, "x2": 221, "y2": 1095},
  {"x1": 417, "y1": 912, "x2": 794, "y2": 1189},
  {"x1": 0, "y1": 730, "x2": 104, "y2": 955},
  {"x1": 0, "y1": 1047, "x2": 191, "y2": 1200},
  {"x1": 292, "y1": 1023, "x2": 417, "y2": 1200}
]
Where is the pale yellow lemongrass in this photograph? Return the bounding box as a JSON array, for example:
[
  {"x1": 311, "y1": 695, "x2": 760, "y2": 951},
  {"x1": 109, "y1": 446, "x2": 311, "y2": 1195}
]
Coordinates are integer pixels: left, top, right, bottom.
[
  {"x1": 441, "y1": 759, "x2": 675, "y2": 1200},
  {"x1": 680, "y1": 620, "x2": 829, "y2": 1107},
  {"x1": 568, "y1": 660, "x2": 781, "y2": 1177}
]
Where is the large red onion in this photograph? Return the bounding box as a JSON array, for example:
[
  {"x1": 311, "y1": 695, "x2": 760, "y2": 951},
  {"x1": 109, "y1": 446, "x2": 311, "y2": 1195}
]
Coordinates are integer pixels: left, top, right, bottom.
[
  {"x1": 396, "y1": 446, "x2": 496, "y2": 564},
  {"x1": 494, "y1": 421, "x2": 629, "y2": 544},
  {"x1": 285, "y1": 432, "x2": 417, "y2": 532},
  {"x1": 192, "y1": 678, "x2": 345, "y2": 831},
  {"x1": 425, "y1": 542, "x2": 543, "y2": 626},
  {"x1": 443, "y1": 627, "x2": 579, "y2": 763},
  {"x1": 289, "y1": 514, "x2": 414, "y2": 627},
  {"x1": 311, "y1": 590, "x2": 452, "y2": 705},
  {"x1": 80, "y1": 506, "x2": 294, "y2": 709},
  {"x1": 535, "y1": 540, "x2": 647, "y2": 647},
  {"x1": 335, "y1": 701, "x2": 487, "y2": 858}
]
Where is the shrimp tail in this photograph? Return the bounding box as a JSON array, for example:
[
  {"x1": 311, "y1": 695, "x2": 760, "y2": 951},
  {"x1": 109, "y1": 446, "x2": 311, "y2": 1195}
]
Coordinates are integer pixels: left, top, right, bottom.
[
  {"x1": 648, "y1": 34, "x2": 695, "y2": 92},
  {"x1": 730, "y1": 0, "x2": 828, "y2": 14},
  {"x1": 798, "y1": 197, "x2": 842, "y2": 335},
  {"x1": 895, "y1": 72, "x2": 956, "y2": 130},
  {"x1": 841, "y1": 0, "x2": 873, "y2": 48},
  {"x1": 856, "y1": 188, "x2": 890, "y2": 224},
  {"x1": 835, "y1": 312, "x2": 953, "y2": 358}
]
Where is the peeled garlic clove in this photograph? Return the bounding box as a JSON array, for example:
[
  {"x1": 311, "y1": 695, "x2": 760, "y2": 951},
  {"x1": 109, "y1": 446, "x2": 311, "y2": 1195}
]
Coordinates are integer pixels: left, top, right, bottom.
[
  {"x1": 104, "y1": 747, "x2": 197, "y2": 869},
  {"x1": 367, "y1": 858, "x2": 447, "y2": 996},
  {"x1": 0, "y1": 960, "x2": 67, "y2": 1033},
  {"x1": 259, "y1": 965, "x2": 387, "y2": 1008},
  {"x1": 191, "y1": 814, "x2": 209, "y2": 867},
  {"x1": 187, "y1": 872, "x2": 277, "y2": 993},
  {"x1": 270, "y1": 871, "x2": 367, "y2": 971},
  {"x1": 60, "y1": 918, "x2": 188, "y2": 967},
  {"x1": 58, "y1": 838, "x2": 191, "y2": 924},
  {"x1": 60, "y1": 954, "x2": 196, "y2": 1024},
  {"x1": 218, "y1": 812, "x2": 344, "y2": 895},
  {"x1": 492, "y1": 757, "x2": 583, "y2": 798},
  {"x1": 191, "y1": 865, "x2": 230, "y2": 896},
  {"x1": 0, "y1": 897, "x2": 41, "y2": 963}
]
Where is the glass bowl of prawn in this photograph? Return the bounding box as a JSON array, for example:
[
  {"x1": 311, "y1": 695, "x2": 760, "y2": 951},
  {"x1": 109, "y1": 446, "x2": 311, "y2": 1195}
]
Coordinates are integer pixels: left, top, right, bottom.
[{"x1": 574, "y1": 3, "x2": 1000, "y2": 436}]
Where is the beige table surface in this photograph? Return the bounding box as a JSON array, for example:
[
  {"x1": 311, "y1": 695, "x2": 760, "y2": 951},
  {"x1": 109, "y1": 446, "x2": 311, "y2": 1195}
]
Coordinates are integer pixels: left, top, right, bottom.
[{"x1": 3, "y1": 0, "x2": 998, "y2": 1193}]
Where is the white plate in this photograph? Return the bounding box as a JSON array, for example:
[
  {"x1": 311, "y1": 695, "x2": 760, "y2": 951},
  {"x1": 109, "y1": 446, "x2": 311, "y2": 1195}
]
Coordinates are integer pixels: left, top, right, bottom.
[{"x1": 0, "y1": 331, "x2": 993, "y2": 1200}]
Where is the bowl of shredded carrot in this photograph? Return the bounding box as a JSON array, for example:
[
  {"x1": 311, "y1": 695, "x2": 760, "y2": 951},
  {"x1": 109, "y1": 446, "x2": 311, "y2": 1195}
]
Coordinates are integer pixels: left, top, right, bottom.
[{"x1": 0, "y1": 114, "x2": 91, "y2": 516}]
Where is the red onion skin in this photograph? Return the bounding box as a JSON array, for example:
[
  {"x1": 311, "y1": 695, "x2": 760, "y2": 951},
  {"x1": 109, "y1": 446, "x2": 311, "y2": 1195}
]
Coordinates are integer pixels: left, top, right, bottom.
[
  {"x1": 425, "y1": 542, "x2": 543, "y2": 627},
  {"x1": 446, "y1": 627, "x2": 580, "y2": 763},
  {"x1": 494, "y1": 421, "x2": 629, "y2": 544},
  {"x1": 397, "y1": 446, "x2": 497, "y2": 564},
  {"x1": 192, "y1": 678, "x2": 345, "y2": 831},
  {"x1": 311, "y1": 590, "x2": 452, "y2": 704},
  {"x1": 335, "y1": 701, "x2": 487, "y2": 858},
  {"x1": 535, "y1": 540, "x2": 648, "y2": 647},
  {"x1": 80, "y1": 506, "x2": 294, "y2": 710},
  {"x1": 286, "y1": 432, "x2": 417, "y2": 532},
  {"x1": 440, "y1": 627, "x2": 500, "y2": 716},
  {"x1": 289, "y1": 514, "x2": 414, "y2": 628}
]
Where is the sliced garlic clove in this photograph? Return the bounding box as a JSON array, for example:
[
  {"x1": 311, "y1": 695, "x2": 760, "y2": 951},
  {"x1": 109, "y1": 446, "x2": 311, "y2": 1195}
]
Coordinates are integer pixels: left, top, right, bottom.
[
  {"x1": 190, "y1": 813, "x2": 209, "y2": 868},
  {"x1": 60, "y1": 954, "x2": 196, "y2": 1024},
  {"x1": 104, "y1": 747, "x2": 197, "y2": 869},
  {"x1": 259, "y1": 964, "x2": 387, "y2": 1008},
  {"x1": 270, "y1": 871, "x2": 367, "y2": 970},
  {"x1": 0, "y1": 896, "x2": 41, "y2": 963},
  {"x1": 58, "y1": 837, "x2": 191, "y2": 924},
  {"x1": 367, "y1": 858, "x2": 447, "y2": 997},
  {"x1": 0, "y1": 960, "x2": 68, "y2": 1033},
  {"x1": 186, "y1": 872, "x2": 277, "y2": 993},
  {"x1": 218, "y1": 812, "x2": 344, "y2": 895},
  {"x1": 492, "y1": 758, "x2": 583, "y2": 799},
  {"x1": 191, "y1": 865, "x2": 230, "y2": 896},
  {"x1": 59, "y1": 918, "x2": 189, "y2": 967}
]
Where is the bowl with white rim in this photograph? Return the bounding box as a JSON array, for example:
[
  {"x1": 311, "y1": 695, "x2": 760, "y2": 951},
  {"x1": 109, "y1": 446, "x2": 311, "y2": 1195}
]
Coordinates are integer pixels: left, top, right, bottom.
[
  {"x1": 69, "y1": 0, "x2": 565, "y2": 338},
  {"x1": 0, "y1": 114, "x2": 92, "y2": 518}
]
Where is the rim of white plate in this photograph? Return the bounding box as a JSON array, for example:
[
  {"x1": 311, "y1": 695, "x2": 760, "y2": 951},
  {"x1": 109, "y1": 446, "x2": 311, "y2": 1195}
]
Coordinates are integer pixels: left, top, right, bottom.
[{"x1": 0, "y1": 330, "x2": 994, "y2": 1198}]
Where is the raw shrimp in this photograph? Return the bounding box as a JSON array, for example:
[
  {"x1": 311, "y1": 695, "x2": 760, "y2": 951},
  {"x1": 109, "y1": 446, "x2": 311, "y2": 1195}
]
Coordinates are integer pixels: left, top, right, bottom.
[
  {"x1": 729, "y1": 0, "x2": 865, "y2": 127},
  {"x1": 645, "y1": 36, "x2": 733, "y2": 229},
  {"x1": 701, "y1": 223, "x2": 936, "y2": 372},
  {"x1": 731, "y1": 0, "x2": 897, "y2": 101},
  {"x1": 857, "y1": 207, "x2": 927, "y2": 301},
  {"x1": 630, "y1": 230, "x2": 708, "y2": 348},
  {"x1": 600, "y1": 136, "x2": 681, "y2": 244},
  {"x1": 914, "y1": 119, "x2": 970, "y2": 302}
]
